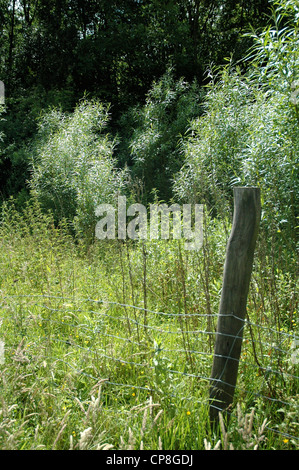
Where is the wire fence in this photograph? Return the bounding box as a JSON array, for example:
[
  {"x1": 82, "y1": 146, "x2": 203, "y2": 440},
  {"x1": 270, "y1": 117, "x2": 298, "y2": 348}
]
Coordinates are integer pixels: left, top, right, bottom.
[{"x1": 0, "y1": 293, "x2": 298, "y2": 442}]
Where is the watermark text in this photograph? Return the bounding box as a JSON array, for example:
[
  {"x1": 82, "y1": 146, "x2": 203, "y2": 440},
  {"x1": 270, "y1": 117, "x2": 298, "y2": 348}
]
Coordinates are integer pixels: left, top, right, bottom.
[{"x1": 95, "y1": 196, "x2": 203, "y2": 251}]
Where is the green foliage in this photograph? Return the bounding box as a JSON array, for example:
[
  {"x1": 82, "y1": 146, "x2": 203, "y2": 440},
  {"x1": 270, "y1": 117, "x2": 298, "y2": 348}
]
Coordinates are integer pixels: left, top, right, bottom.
[
  {"x1": 0, "y1": 0, "x2": 271, "y2": 107},
  {"x1": 30, "y1": 99, "x2": 128, "y2": 239},
  {"x1": 121, "y1": 71, "x2": 203, "y2": 202},
  {"x1": 173, "y1": 0, "x2": 298, "y2": 251},
  {"x1": 0, "y1": 104, "x2": 4, "y2": 145},
  {"x1": 0, "y1": 0, "x2": 273, "y2": 206},
  {"x1": 247, "y1": 0, "x2": 299, "y2": 88},
  {"x1": 173, "y1": 69, "x2": 255, "y2": 210},
  {"x1": 0, "y1": 86, "x2": 76, "y2": 204}
]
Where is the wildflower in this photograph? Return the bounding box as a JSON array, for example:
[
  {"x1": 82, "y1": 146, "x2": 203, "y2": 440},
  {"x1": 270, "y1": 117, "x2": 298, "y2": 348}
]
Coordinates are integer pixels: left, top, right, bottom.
[
  {"x1": 186, "y1": 411, "x2": 191, "y2": 416},
  {"x1": 283, "y1": 438, "x2": 289, "y2": 444}
]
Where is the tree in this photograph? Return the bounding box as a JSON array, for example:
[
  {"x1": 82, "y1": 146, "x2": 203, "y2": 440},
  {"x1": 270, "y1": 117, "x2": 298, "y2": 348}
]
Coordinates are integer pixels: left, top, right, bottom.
[
  {"x1": 0, "y1": 0, "x2": 273, "y2": 203},
  {"x1": 0, "y1": 0, "x2": 272, "y2": 105}
]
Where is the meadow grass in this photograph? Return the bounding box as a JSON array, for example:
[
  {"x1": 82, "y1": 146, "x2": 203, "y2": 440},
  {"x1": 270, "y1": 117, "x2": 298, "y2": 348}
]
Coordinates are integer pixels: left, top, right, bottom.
[{"x1": 0, "y1": 199, "x2": 298, "y2": 450}]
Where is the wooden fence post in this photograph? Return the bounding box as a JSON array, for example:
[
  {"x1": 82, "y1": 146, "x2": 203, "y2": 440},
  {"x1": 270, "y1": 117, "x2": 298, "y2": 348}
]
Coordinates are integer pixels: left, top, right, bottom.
[{"x1": 209, "y1": 187, "x2": 261, "y2": 424}]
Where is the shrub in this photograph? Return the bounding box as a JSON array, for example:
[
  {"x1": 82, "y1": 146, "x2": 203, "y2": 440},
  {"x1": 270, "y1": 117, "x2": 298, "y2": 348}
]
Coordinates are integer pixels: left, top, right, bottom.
[
  {"x1": 30, "y1": 99, "x2": 128, "y2": 240},
  {"x1": 173, "y1": 0, "x2": 298, "y2": 248},
  {"x1": 119, "y1": 70, "x2": 203, "y2": 203}
]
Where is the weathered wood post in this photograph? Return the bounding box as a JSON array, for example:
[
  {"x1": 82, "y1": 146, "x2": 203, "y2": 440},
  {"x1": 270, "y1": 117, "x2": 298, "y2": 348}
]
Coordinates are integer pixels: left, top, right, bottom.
[{"x1": 209, "y1": 187, "x2": 261, "y2": 424}]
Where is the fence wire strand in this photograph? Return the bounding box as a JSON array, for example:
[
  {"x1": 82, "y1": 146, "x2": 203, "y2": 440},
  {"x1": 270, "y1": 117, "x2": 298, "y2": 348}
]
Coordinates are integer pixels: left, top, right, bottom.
[{"x1": 0, "y1": 293, "x2": 298, "y2": 442}]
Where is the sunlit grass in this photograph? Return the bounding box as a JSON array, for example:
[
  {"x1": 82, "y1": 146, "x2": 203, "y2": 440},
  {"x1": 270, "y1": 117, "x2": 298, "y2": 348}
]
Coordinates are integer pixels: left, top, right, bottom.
[{"x1": 0, "y1": 199, "x2": 298, "y2": 450}]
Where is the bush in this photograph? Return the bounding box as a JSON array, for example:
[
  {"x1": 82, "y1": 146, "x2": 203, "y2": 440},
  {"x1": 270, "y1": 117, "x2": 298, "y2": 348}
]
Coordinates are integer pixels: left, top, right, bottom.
[
  {"x1": 173, "y1": 69, "x2": 256, "y2": 212},
  {"x1": 0, "y1": 86, "x2": 76, "y2": 205},
  {"x1": 173, "y1": 0, "x2": 298, "y2": 249},
  {"x1": 30, "y1": 99, "x2": 128, "y2": 240},
  {"x1": 119, "y1": 70, "x2": 203, "y2": 203}
]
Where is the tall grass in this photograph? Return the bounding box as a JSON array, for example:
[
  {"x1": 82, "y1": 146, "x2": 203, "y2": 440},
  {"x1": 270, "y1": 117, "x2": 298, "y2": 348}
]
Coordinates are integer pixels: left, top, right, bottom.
[{"x1": 0, "y1": 199, "x2": 297, "y2": 450}]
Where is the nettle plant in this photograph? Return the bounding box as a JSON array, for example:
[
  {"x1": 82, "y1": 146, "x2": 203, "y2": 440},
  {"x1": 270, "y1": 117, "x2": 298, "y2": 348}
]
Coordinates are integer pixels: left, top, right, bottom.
[{"x1": 30, "y1": 100, "x2": 128, "y2": 240}]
